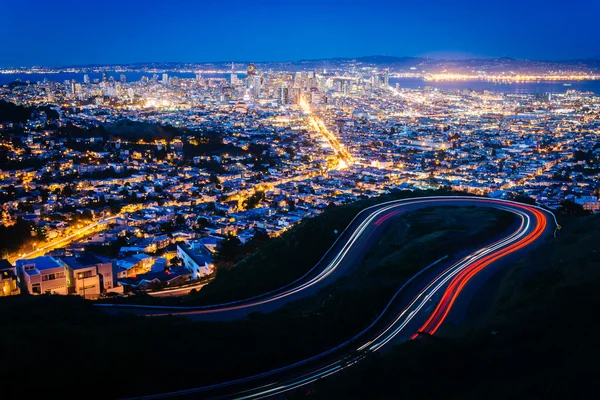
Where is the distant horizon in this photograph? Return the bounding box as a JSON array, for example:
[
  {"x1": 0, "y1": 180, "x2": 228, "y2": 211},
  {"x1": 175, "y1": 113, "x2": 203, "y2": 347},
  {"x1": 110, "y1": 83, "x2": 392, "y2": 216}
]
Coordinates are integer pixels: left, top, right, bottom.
[{"x1": 2, "y1": 54, "x2": 600, "y2": 69}]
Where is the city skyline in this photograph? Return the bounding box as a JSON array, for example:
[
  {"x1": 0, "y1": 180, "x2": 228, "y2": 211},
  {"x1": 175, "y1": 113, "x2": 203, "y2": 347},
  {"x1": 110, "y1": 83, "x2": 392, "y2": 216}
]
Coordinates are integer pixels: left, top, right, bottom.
[
  {"x1": 2, "y1": 0, "x2": 600, "y2": 67},
  {"x1": 1, "y1": 2, "x2": 600, "y2": 399}
]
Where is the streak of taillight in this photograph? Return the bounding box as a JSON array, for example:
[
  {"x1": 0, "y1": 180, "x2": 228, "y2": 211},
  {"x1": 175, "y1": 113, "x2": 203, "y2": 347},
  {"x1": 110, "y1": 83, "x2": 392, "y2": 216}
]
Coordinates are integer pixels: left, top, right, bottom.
[{"x1": 412, "y1": 205, "x2": 547, "y2": 339}]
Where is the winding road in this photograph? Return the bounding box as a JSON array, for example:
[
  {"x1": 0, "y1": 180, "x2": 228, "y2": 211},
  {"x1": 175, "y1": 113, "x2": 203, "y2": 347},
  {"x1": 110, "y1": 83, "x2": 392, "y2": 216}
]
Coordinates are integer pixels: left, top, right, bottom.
[{"x1": 98, "y1": 196, "x2": 557, "y2": 399}]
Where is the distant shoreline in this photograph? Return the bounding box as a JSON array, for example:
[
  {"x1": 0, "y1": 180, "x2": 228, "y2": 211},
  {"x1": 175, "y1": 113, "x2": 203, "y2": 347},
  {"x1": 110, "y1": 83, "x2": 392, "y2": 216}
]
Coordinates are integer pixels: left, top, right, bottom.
[{"x1": 2, "y1": 72, "x2": 599, "y2": 95}]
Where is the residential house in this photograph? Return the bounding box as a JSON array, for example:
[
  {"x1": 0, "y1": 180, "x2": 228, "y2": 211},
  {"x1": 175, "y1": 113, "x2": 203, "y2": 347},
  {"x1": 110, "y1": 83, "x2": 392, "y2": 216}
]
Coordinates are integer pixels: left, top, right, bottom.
[
  {"x1": 0, "y1": 259, "x2": 20, "y2": 297},
  {"x1": 16, "y1": 256, "x2": 69, "y2": 295},
  {"x1": 58, "y1": 254, "x2": 116, "y2": 298},
  {"x1": 116, "y1": 254, "x2": 154, "y2": 279},
  {"x1": 177, "y1": 241, "x2": 214, "y2": 279}
]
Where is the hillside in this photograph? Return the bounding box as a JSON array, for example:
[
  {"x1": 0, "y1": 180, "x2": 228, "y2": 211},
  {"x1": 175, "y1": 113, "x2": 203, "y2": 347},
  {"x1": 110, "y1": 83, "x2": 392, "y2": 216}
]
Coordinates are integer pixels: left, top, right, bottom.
[
  {"x1": 309, "y1": 213, "x2": 600, "y2": 400},
  {"x1": 100, "y1": 189, "x2": 475, "y2": 306},
  {"x1": 105, "y1": 119, "x2": 181, "y2": 141},
  {"x1": 0, "y1": 100, "x2": 59, "y2": 124},
  {"x1": 0, "y1": 194, "x2": 517, "y2": 398}
]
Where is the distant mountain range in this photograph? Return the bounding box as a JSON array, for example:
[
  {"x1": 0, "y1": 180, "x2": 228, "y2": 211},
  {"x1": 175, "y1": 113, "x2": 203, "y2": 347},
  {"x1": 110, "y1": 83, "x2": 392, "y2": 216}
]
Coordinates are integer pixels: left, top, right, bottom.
[{"x1": 8, "y1": 56, "x2": 600, "y2": 73}]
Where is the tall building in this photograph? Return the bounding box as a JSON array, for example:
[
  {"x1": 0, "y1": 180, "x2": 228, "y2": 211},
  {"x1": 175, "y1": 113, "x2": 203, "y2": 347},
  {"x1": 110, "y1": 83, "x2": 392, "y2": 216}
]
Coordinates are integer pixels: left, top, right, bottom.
[
  {"x1": 120, "y1": 74, "x2": 127, "y2": 84},
  {"x1": 294, "y1": 71, "x2": 305, "y2": 88},
  {"x1": 279, "y1": 86, "x2": 289, "y2": 104},
  {"x1": 102, "y1": 72, "x2": 108, "y2": 82},
  {"x1": 83, "y1": 74, "x2": 90, "y2": 84},
  {"x1": 195, "y1": 72, "x2": 202, "y2": 82},
  {"x1": 252, "y1": 75, "x2": 261, "y2": 97},
  {"x1": 230, "y1": 62, "x2": 237, "y2": 86},
  {"x1": 162, "y1": 73, "x2": 169, "y2": 85},
  {"x1": 384, "y1": 70, "x2": 389, "y2": 87},
  {"x1": 371, "y1": 74, "x2": 380, "y2": 89}
]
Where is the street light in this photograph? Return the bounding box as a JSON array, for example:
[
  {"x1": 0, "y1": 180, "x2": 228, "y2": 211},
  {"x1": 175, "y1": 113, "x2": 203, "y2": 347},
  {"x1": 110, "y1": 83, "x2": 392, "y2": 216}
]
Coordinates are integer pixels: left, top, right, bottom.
[{"x1": 78, "y1": 272, "x2": 86, "y2": 299}]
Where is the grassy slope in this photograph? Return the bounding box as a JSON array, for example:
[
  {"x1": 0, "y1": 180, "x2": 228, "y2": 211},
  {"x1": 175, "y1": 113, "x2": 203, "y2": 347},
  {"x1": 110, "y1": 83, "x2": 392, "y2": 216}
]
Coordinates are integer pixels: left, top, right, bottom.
[
  {"x1": 0, "y1": 203, "x2": 513, "y2": 399},
  {"x1": 309, "y1": 213, "x2": 600, "y2": 400}
]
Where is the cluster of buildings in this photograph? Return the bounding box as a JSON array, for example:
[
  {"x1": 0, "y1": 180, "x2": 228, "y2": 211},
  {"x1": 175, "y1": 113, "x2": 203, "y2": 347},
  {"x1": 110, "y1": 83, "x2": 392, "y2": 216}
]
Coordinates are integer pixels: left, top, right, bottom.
[
  {"x1": 2, "y1": 236, "x2": 215, "y2": 298},
  {"x1": 0, "y1": 63, "x2": 599, "y2": 298}
]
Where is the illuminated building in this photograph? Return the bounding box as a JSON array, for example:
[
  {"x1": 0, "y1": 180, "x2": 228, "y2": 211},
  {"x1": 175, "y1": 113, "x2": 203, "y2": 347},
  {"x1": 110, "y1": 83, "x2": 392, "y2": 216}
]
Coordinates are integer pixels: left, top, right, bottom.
[
  {"x1": 279, "y1": 86, "x2": 289, "y2": 104},
  {"x1": 59, "y1": 254, "x2": 117, "y2": 299},
  {"x1": 0, "y1": 260, "x2": 19, "y2": 297},
  {"x1": 252, "y1": 75, "x2": 261, "y2": 97},
  {"x1": 230, "y1": 62, "x2": 237, "y2": 85},
  {"x1": 177, "y1": 242, "x2": 214, "y2": 279},
  {"x1": 16, "y1": 256, "x2": 69, "y2": 295},
  {"x1": 371, "y1": 74, "x2": 380, "y2": 89}
]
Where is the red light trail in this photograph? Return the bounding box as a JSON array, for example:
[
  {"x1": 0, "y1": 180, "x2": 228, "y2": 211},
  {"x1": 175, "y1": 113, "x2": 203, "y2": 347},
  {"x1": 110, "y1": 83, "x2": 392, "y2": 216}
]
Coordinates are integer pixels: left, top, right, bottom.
[{"x1": 412, "y1": 204, "x2": 547, "y2": 338}]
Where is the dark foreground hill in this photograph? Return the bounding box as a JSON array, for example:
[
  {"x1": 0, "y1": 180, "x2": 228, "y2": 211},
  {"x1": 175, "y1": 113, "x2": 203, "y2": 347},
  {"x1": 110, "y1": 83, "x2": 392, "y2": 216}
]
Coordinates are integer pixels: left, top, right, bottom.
[
  {"x1": 1, "y1": 195, "x2": 597, "y2": 399},
  {"x1": 308, "y1": 212, "x2": 600, "y2": 399}
]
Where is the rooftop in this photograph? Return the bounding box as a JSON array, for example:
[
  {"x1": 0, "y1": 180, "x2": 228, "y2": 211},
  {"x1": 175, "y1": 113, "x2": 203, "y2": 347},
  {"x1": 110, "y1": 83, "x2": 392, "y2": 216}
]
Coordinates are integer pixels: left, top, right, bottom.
[
  {"x1": 60, "y1": 253, "x2": 113, "y2": 270},
  {"x1": 177, "y1": 242, "x2": 212, "y2": 267},
  {"x1": 16, "y1": 256, "x2": 62, "y2": 272}
]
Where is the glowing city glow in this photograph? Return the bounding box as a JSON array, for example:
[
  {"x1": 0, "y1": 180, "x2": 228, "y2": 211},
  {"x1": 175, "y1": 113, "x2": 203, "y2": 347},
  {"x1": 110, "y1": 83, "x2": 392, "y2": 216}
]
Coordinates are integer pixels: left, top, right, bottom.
[{"x1": 299, "y1": 96, "x2": 354, "y2": 169}]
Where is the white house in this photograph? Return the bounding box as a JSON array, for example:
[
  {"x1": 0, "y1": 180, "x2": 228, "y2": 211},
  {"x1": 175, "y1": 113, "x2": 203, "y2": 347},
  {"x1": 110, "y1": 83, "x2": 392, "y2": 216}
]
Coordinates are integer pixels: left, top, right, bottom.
[{"x1": 177, "y1": 242, "x2": 214, "y2": 279}]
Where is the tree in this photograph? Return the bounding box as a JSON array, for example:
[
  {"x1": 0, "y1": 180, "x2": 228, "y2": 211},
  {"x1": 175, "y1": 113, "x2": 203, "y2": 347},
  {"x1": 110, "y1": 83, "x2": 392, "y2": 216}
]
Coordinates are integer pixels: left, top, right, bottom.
[
  {"x1": 82, "y1": 209, "x2": 94, "y2": 221},
  {"x1": 0, "y1": 217, "x2": 34, "y2": 256},
  {"x1": 285, "y1": 146, "x2": 296, "y2": 158},
  {"x1": 242, "y1": 229, "x2": 270, "y2": 255},
  {"x1": 209, "y1": 174, "x2": 220, "y2": 185},
  {"x1": 62, "y1": 185, "x2": 74, "y2": 197},
  {"x1": 559, "y1": 200, "x2": 589, "y2": 216},
  {"x1": 243, "y1": 191, "x2": 265, "y2": 210},
  {"x1": 175, "y1": 215, "x2": 185, "y2": 225},
  {"x1": 170, "y1": 257, "x2": 182, "y2": 267},
  {"x1": 573, "y1": 150, "x2": 591, "y2": 162},
  {"x1": 513, "y1": 195, "x2": 537, "y2": 206},
  {"x1": 196, "y1": 217, "x2": 210, "y2": 229},
  {"x1": 34, "y1": 226, "x2": 48, "y2": 242},
  {"x1": 287, "y1": 199, "x2": 296, "y2": 212},
  {"x1": 214, "y1": 234, "x2": 242, "y2": 265},
  {"x1": 160, "y1": 221, "x2": 175, "y2": 233}
]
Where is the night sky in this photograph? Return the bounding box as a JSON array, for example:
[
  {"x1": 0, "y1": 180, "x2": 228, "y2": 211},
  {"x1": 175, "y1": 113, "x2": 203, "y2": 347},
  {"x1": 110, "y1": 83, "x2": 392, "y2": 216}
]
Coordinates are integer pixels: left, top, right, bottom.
[{"x1": 2, "y1": 0, "x2": 599, "y2": 67}]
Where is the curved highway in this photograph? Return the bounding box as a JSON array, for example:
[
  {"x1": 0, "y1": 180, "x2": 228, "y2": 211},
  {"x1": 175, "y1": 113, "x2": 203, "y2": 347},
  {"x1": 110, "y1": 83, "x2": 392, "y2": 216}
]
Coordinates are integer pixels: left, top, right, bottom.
[{"x1": 103, "y1": 196, "x2": 556, "y2": 399}]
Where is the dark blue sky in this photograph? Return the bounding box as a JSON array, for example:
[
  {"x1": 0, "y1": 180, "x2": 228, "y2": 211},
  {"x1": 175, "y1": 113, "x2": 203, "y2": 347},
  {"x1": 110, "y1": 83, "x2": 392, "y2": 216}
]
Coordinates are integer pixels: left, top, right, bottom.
[{"x1": 1, "y1": 0, "x2": 599, "y2": 67}]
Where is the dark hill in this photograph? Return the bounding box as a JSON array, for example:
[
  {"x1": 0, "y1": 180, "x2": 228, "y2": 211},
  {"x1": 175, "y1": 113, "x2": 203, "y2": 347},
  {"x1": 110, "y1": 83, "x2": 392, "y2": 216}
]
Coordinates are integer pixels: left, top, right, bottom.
[{"x1": 105, "y1": 119, "x2": 182, "y2": 141}]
